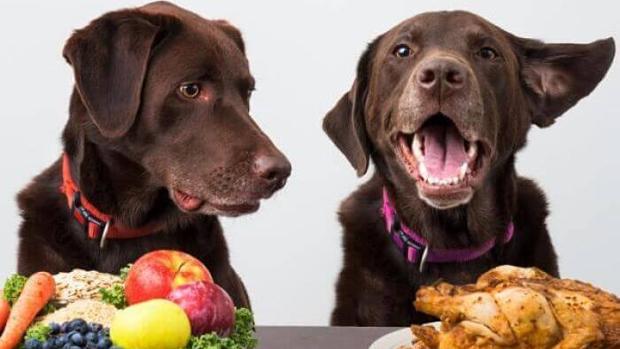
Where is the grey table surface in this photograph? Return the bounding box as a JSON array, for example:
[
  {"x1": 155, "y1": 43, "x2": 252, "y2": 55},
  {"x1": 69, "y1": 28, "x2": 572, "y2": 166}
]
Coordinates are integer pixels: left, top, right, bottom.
[{"x1": 255, "y1": 326, "x2": 403, "y2": 349}]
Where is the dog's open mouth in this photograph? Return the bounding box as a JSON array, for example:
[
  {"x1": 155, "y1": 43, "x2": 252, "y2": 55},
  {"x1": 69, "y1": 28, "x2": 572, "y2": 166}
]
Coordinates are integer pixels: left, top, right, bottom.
[{"x1": 396, "y1": 114, "x2": 489, "y2": 208}]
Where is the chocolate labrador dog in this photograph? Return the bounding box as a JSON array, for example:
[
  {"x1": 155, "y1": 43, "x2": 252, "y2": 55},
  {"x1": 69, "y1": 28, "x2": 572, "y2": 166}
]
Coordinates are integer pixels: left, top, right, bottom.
[
  {"x1": 16, "y1": 2, "x2": 291, "y2": 308},
  {"x1": 324, "y1": 11, "x2": 614, "y2": 326}
]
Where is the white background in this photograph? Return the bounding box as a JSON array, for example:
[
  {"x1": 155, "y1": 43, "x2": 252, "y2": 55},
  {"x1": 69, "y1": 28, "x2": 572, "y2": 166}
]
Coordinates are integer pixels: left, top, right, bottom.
[{"x1": 0, "y1": 0, "x2": 618, "y2": 326}]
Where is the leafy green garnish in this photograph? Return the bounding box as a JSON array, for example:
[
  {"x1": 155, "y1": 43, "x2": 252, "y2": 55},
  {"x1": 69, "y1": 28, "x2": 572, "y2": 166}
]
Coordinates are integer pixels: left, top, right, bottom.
[
  {"x1": 24, "y1": 323, "x2": 51, "y2": 342},
  {"x1": 3, "y1": 274, "x2": 27, "y2": 305},
  {"x1": 186, "y1": 308, "x2": 257, "y2": 349},
  {"x1": 99, "y1": 284, "x2": 127, "y2": 309},
  {"x1": 19, "y1": 324, "x2": 51, "y2": 349},
  {"x1": 99, "y1": 264, "x2": 131, "y2": 309},
  {"x1": 120, "y1": 264, "x2": 132, "y2": 281},
  {"x1": 42, "y1": 303, "x2": 56, "y2": 315},
  {"x1": 228, "y1": 308, "x2": 257, "y2": 349},
  {"x1": 3, "y1": 274, "x2": 55, "y2": 315}
]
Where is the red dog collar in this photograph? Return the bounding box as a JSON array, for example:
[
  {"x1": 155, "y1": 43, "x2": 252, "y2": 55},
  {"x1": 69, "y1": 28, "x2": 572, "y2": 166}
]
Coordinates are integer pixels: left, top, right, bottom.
[
  {"x1": 60, "y1": 153, "x2": 162, "y2": 247},
  {"x1": 381, "y1": 188, "x2": 514, "y2": 272}
]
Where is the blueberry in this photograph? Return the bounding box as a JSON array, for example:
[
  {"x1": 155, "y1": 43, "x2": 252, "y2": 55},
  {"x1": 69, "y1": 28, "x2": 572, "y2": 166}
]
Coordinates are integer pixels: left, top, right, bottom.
[
  {"x1": 57, "y1": 334, "x2": 67, "y2": 343},
  {"x1": 42, "y1": 339, "x2": 54, "y2": 349},
  {"x1": 89, "y1": 323, "x2": 103, "y2": 333},
  {"x1": 85, "y1": 332, "x2": 97, "y2": 343},
  {"x1": 24, "y1": 339, "x2": 41, "y2": 349},
  {"x1": 70, "y1": 333, "x2": 84, "y2": 346},
  {"x1": 54, "y1": 337, "x2": 65, "y2": 346},
  {"x1": 60, "y1": 322, "x2": 70, "y2": 333},
  {"x1": 62, "y1": 343, "x2": 72, "y2": 349},
  {"x1": 49, "y1": 323, "x2": 61, "y2": 335},
  {"x1": 96, "y1": 338, "x2": 112, "y2": 349},
  {"x1": 69, "y1": 319, "x2": 87, "y2": 331},
  {"x1": 70, "y1": 346, "x2": 82, "y2": 349}
]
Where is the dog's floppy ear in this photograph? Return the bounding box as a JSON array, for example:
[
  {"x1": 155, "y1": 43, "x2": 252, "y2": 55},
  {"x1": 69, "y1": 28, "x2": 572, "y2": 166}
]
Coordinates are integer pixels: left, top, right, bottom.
[
  {"x1": 323, "y1": 38, "x2": 381, "y2": 176},
  {"x1": 63, "y1": 11, "x2": 177, "y2": 138},
  {"x1": 513, "y1": 36, "x2": 615, "y2": 127},
  {"x1": 213, "y1": 20, "x2": 245, "y2": 54}
]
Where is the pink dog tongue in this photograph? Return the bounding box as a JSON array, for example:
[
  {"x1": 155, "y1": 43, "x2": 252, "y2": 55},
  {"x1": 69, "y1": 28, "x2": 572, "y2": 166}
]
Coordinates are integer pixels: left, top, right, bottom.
[{"x1": 421, "y1": 122, "x2": 467, "y2": 179}]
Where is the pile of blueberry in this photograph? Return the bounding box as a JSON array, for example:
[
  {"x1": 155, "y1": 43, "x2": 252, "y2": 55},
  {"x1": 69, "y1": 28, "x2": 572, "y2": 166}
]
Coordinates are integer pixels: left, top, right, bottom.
[{"x1": 23, "y1": 319, "x2": 121, "y2": 349}]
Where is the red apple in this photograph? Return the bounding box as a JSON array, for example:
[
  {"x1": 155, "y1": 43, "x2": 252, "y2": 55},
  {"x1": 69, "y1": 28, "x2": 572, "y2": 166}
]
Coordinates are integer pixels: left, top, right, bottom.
[
  {"x1": 167, "y1": 281, "x2": 235, "y2": 336},
  {"x1": 125, "y1": 250, "x2": 213, "y2": 305}
]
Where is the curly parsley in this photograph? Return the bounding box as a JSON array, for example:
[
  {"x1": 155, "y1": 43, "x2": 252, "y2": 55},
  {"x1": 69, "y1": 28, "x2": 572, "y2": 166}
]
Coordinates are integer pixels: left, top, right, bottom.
[
  {"x1": 99, "y1": 264, "x2": 131, "y2": 309},
  {"x1": 186, "y1": 308, "x2": 258, "y2": 349},
  {"x1": 3, "y1": 274, "x2": 27, "y2": 305},
  {"x1": 3, "y1": 274, "x2": 55, "y2": 314}
]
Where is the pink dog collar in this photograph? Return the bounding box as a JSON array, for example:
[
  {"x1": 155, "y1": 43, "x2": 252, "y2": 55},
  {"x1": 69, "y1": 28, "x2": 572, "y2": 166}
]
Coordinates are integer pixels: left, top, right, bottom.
[{"x1": 381, "y1": 188, "x2": 514, "y2": 272}]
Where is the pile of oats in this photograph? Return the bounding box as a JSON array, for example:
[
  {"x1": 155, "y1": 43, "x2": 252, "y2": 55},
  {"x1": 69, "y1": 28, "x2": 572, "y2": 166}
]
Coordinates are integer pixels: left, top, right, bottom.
[
  {"x1": 52, "y1": 269, "x2": 122, "y2": 305},
  {"x1": 39, "y1": 299, "x2": 118, "y2": 327}
]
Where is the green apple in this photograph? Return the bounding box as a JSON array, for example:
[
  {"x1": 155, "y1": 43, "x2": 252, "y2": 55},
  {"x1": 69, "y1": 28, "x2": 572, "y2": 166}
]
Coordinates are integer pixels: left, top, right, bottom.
[{"x1": 111, "y1": 299, "x2": 191, "y2": 349}]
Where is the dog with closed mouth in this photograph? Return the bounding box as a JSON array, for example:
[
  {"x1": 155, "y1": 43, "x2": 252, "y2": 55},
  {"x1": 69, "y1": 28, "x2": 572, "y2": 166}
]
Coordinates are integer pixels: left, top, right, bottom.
[
  {"x1": 16, "y1": 1, "x2": 291, "y2": 308},
  {"x1": 323, "y1": 11, "x2": 614, "y2": 326}
]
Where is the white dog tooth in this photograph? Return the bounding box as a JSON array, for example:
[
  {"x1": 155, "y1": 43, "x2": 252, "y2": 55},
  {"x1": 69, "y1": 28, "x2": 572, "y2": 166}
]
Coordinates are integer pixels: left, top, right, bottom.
[
  {"x1": 459, "y1": 163, "x2": 468, "y2": 179},
  {"x1": 468, "y1": 142, "x2": 478, "y2": 158},
  {"x1": 412, "y1": 134, "x2": 424, "y2": 160},
  {"x1": 419, "y1": 162, "x2": 429, "y2": 180}
]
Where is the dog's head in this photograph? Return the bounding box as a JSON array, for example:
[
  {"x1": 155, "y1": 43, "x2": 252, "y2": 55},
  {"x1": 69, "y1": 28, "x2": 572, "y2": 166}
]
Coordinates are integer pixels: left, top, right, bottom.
[
  {"x1": 324, "y1": 11, "x2": 614, "y2": 209},
  {"x1": 63, "y1": 1, "x2": 290, "y2": 217}
]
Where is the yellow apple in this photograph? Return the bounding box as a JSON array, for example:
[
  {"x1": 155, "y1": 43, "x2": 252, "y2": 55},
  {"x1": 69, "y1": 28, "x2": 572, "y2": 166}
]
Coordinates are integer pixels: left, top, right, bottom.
[{"x1": 110, "y1": 299, "x2": 191, "y2": 349}]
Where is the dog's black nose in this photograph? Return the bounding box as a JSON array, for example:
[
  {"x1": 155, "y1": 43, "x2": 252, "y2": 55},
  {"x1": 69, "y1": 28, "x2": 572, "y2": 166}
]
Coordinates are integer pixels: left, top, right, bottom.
[
  {"x1": 253, "y1": 154, "x2": 292, "y2": 189},
  {"x1": 416, "y1": 58, "x2": 467, "y2": 94}
]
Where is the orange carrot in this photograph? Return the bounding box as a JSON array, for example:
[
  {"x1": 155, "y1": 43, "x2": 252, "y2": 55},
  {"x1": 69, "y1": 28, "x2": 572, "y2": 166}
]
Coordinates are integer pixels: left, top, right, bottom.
[
  {"x1": 0, "y1": 299, "x2": 9, "y2": 333},
  {"x1": 0, "y1": 272, "x2": 55, "y2": 349}
]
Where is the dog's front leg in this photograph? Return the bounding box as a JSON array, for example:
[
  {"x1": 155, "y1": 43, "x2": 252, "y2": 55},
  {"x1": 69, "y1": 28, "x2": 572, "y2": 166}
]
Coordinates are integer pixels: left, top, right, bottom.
[
  {"x1": 17, "y1": 234, "x2": 87, "y2": 276},
  {"x1": 209, "y1": 265, "x2": 251, "y2": 309},
  {"x1": 330, "y1": 267, "x2": 363, "y2": 326}
]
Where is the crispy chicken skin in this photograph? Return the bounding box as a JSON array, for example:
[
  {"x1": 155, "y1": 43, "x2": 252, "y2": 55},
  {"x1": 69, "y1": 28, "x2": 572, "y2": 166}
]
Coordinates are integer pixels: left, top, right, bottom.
[{"x1": 411, "y1": 265, "x2": 620, "y2": 349}]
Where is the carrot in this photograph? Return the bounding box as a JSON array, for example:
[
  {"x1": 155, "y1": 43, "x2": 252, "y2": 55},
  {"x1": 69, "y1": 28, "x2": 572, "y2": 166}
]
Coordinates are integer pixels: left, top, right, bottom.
[
  {"x1": 0, "y1": 298, "x2": 9, "y2": 333},
  {"x1": 0, "y1": 272, "x2": 55, "y2": 349}
]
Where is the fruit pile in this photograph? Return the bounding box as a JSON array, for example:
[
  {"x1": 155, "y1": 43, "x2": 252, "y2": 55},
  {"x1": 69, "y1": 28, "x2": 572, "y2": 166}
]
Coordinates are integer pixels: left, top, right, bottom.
[
  {"x1": 0, "y1": 250, "x2": 257, "y2": 349},
  {"x1": 23, "y1": 319, "x2": 116, "y2": 349},
  {"x1": 112, "y1": 250, "x2": 244, "y2": 349}
]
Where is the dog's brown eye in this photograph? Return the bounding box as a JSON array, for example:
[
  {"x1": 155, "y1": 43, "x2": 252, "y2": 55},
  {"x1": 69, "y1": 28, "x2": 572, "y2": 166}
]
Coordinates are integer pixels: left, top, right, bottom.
[
  {"x1": 179, "y1": 83, "x2": 201, "y2": 98},
  {"x1": 478, "y1": 47, "x2": 499, "y2": 60},
  {"x1": 393, "y1": 44, "x2": 413, "y2": 58}
]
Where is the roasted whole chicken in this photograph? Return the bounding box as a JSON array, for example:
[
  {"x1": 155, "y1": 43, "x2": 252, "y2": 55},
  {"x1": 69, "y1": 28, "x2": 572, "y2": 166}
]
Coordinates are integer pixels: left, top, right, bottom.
[{"x1": 411, "y1": 265, "x2": 620, "y2": 349}]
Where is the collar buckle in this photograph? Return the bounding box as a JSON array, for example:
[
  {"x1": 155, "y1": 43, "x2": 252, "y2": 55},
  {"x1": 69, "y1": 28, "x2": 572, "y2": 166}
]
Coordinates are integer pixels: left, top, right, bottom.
[
  {"x1": 390, "y1": 220, "x2": 428, "y2": 269},
  {"x1": 100, "y1": 220, "x2": 111, "y2": 249},
  {"x1": 419, "y1": 245, "x2": 429, "y2": 273},
  {"x1": 70, "y1": 192, "x2": 109, "y2": 241}
]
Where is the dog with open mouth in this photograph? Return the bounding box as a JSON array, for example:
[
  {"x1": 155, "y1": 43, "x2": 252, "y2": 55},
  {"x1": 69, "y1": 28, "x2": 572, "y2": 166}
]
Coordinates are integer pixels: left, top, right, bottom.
[
  {"x1": 323, "y1": 11, "x2": 614, "y2": 326},
  {"x1": 15, "y1": 2, "x2": 290, "y2": 308}
]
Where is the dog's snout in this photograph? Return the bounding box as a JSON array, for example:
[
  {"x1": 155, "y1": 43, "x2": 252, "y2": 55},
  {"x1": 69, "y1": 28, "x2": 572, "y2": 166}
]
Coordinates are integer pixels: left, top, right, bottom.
[
  {"x1": 416, "y1": 58, "x2": 468, "y2": 94},
  {"x1": 252, "y1": 153, "x2": 291, "y2": 188}
]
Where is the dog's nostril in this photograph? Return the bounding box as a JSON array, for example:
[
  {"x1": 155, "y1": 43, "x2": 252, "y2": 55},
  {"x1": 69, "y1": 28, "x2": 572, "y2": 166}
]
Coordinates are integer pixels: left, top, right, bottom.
[
  {"x1": 446, "y1": 69, "x2": 464, "y2": 86},
  {"x1": 263, "y1": 169, "x2": 278, "y2": 181},
  {"x1": 418, "y1": 69, "x2": 436, "y2": 86}
]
